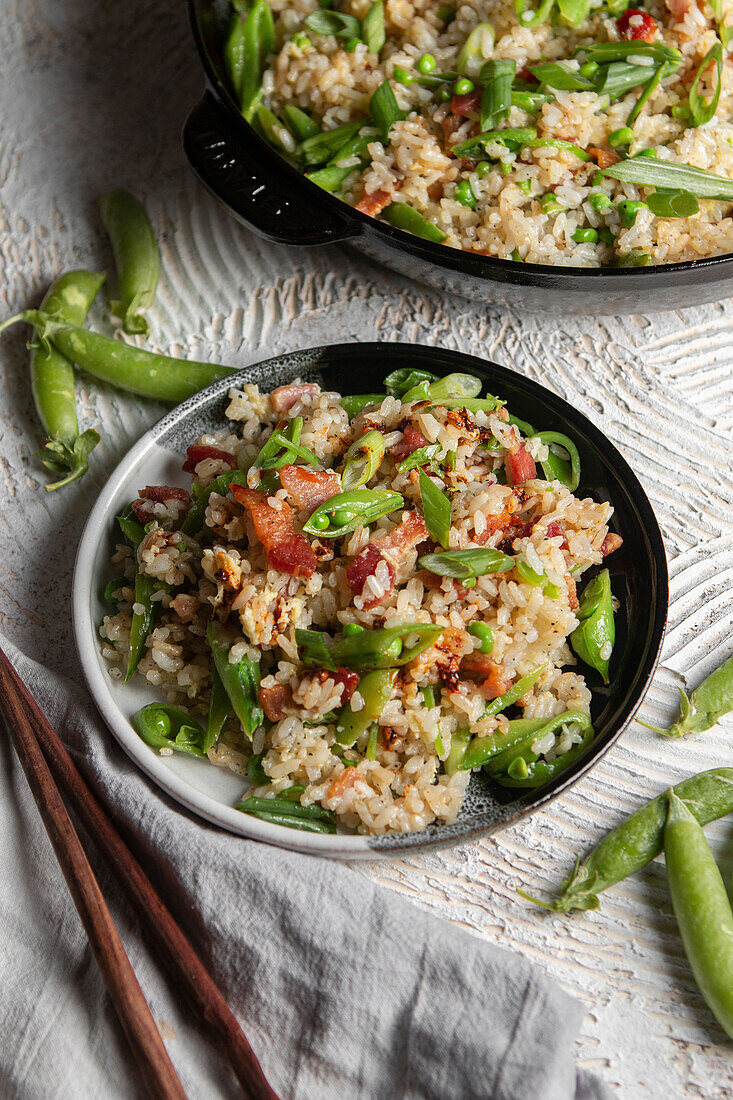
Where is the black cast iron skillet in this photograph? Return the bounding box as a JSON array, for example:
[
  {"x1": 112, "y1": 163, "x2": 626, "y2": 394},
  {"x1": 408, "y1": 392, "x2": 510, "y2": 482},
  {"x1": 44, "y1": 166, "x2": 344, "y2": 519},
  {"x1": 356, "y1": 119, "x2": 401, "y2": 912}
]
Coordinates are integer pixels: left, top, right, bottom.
[
  {"x1": 184, "y1": 0, "x2": 733, "y2": 315},
  {"x1": 150, "y1": 342, "x2": 668, "y2": 852}
]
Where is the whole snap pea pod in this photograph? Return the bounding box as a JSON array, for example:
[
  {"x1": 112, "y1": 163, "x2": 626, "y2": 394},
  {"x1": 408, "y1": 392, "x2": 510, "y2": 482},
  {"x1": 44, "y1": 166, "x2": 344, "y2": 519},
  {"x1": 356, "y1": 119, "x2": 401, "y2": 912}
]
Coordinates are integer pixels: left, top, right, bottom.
[
  {"x1": 336, "y1": 668, "x2": 398, "y2": 746},
  {"x1": 30, "y1": 270, "x2": 105, "y2": 490},
  {"x1": 665, "y1": 790, "x2": 733, "y2": 1039},
  {"x1": 100, "y1": 188, "x2": 159, "y2": 336},
  {"x1": 303, "y1": 489, "x2": 403, "y2": 538},
  {"x1": 570, "y1": 568, "x2": 615, "y2": 683},
  {"x1": 642, "y1": 652, "x2": 733, "y2": 738},
  {"x1": 132, "y1": 702, "x2": 206, "y2": 757},
  {"x1": 0, "y1": 310, "x2": 234, "y2": 402},
  {"x1": 550, "y1": 768, "x2": 733, "y2": 912}
]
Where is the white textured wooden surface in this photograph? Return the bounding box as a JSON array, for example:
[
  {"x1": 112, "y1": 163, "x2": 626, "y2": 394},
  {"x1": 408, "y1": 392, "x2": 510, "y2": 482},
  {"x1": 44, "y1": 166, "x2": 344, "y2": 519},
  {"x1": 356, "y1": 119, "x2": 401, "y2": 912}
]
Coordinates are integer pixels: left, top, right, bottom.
[{"x1": 2, "y1": 2, "x2": 733, "y2": 1096}]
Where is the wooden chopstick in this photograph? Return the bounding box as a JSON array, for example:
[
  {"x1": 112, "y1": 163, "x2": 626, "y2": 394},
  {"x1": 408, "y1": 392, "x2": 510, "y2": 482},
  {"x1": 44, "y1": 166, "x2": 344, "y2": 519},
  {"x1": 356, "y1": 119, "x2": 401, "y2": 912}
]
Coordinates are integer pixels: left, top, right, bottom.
[
  {"x1": 0, "y1": 647, "x2": 280, "y2": 1100},
  {"x1": 0, "y1": 650, "x2": 187, "y2": 1100}
]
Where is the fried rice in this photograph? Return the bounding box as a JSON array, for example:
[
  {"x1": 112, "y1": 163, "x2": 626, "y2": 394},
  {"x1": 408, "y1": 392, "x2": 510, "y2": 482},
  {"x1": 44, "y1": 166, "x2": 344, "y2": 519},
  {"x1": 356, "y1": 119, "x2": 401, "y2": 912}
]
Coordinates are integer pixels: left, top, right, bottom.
[
  {"x1": 227, "y1": 0, "x2": 733, "y2": 266},
  {"x1": 100, "y1": 373, "x2": 622, "y2": 835}
]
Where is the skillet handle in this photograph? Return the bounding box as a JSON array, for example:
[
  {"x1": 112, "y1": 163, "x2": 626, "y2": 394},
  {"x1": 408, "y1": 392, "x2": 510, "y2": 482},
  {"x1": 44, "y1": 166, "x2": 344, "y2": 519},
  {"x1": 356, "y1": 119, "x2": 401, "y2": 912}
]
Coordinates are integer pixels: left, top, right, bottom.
[{"x1": 183, "y1": 92, "x2": 359, "y2": 247}]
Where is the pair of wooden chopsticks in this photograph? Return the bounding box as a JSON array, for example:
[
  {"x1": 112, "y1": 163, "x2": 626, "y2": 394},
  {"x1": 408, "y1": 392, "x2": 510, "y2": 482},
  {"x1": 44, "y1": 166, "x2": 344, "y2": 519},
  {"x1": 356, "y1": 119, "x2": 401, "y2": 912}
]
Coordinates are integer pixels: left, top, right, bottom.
[{"x1": 0, "y1": 646, "x2": 280, "y2": 1100}]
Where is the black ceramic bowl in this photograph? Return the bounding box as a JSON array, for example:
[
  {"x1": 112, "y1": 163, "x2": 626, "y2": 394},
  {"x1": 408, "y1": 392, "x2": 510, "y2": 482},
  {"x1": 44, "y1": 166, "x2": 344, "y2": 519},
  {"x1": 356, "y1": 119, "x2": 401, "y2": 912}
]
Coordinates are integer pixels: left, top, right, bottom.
[
  {"x1": 82, "y1": 341, "x2": 667, "y2": 853},
  {"x1": 184, "y1": 0, "x2": 733, "y2": 315}
]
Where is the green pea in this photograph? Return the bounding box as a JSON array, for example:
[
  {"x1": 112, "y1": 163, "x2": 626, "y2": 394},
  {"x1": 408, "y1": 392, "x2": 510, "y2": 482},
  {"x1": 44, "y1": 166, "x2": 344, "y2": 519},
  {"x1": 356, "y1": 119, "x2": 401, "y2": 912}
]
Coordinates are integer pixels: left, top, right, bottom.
[
  {"x1": 344, "y1": 36, "x2": 360, "y2": 51},
  {"x1": 476, "y1": 160, "x2": 493, "y2": 177},
  {"x1": 418, "y1": 53, "x2": 436, "y2": 74},
  {"x1": 291, "y1": 31, "x2": 312, "y2": 48},
  {"x1": 540, "y1": 193, "x2": 565, "y2": 214},
  {"x1": 343, "y1": 622, "x2": 366, "y2": 637},
  {"x1": 437, "y1": 87, "x2": 452, "y2": 102},
  {"x1": 578, "y1": 61, "x2": 598, "y2": 79},
  {"x1": 393, "y1": 65, "x2": 414, "y2": 86},
  {"x1": 589, "y1": 191, "x2": 612, "y2": 212},
  {"x1": 598, "y1": 227, "x2": 615, "y2": 244},
  {"x1": 385, "y1": 638, "x2": 403, "y2": 661},
  {"x1": 609, "y1": 126, "x2": 634, "y2": 147},
  {"x1": 468, "y1": 621, "x2": 494, "y2": 654},
  {"x1": 310, "y1": 512, "x2": 331, "y2": 531},
  {"x1": 332, "y1": 507, "x2": 357, "y2": 527},
  {"x1": 454, "y1": 180, "x2": 477, "y2": 208},
  {"x1": 617, "y1": 199, "x2": 648, "y2": 228},
  {"x1": 672, "y1": 104, "x2": 691, "y2": 121},
  {"x1": 453, "y1": 77, "x2": 475, "y2": 95},
  {"x1": 572, "y1": 227, "x2": 598, "y2": 243},
  {"x1": 517, "y1": 179, "x2": 532, "y2": 194}
]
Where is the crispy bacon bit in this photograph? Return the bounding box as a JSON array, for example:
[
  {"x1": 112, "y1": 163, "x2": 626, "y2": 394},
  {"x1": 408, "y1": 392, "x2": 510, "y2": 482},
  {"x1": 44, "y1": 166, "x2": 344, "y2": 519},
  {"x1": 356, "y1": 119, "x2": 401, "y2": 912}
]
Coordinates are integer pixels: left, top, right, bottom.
[
  {"x1": 271, "y1": 382, "x2": 319, "y2": 414},
  {"x1": 279, "y1": 465, "x2": 341, "y2": 511},
  {"x1": 391, "y1": 425, "x2": 428, "y2": 460},
  {"x1": 566, "y1": 574, "x2": 579, "y2": 610},
  {"x1": 427, "y1": 181, "x2": 445, "y2": 203},
  {"x1": 346, "y1": 544, "x2": 396, "y2": 607},
  {"x1": 182, "y1": 444, "x2": 235, "y2": 474},
  {"x1": 418, "y1": 570, "x2": 469, "y2": 599},
  {"x1": 355, "y1": 188, "x2": 391, "y2": 217},
  {"x1": 601, "y1": 532, "x2": 624, "y2": 557},
  {"x1": 450, "y1": 89, "x2": 481, "y2": 116},
  {"x1": 616, "y1": 8, "x2": 657, "y2": 40},
  {"x1": 441, "y1": 654, "x2": 461, "y2": 691},
  {"x1": 497, "y1": 521, "x2": 533, "y2": 554},
  {"x1": 380, "y1": 726, "x2": 402, "y2": 751},
  {"x1": 230, "y1": 484, "x2": 316, "y2": 578},
  {"x1": 587, "y1": 146, "x2": 621, "y2": 169},
  {"x1": 545, "y1": 521, "x2": 570, "y2": 551},
  {"x1": 258, "y1": 683, "x2": 293, "y2": 722},
  {"x1": 374, "y1": 510, "x2": 429, "y2": 552},
  {"x1": 131, "y1": 485, "x2": 191, "y2": 520},
  {"x1": 505, "y1": 444, "x2": 537, "y2": 487},
  {"x1": 330, "y1": 667, "x2": 360, "y2": 703}
]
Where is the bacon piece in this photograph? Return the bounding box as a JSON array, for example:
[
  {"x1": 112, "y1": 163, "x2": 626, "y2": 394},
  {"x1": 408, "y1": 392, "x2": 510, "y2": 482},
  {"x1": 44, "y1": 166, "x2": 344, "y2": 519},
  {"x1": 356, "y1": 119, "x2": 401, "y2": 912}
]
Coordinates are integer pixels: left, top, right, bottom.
[
  {"x1": 451, "y1": 89, "x2": 481, "y2": 116},
  {"x1": 505, "y1": 444, "x2": 537, "y2": 487},
  {"x1": 601, "y1": 532, "x2": 624, "y2": 557},
  {"x1": 460, "y1": 655, "x2": 511, "y2": 699},
  {"x1": 418, "y1": 570, "x2": 469, "y2": 599},
  {"x1": 566, "y1": 574, "x2": 579, "y2": 610},
  {"x1": 131, "y1": 485, "x2": 191, "y2": 520},
  {"x1": 230, "y1": 484, "x2": 316, "y2": 578},
  {"x1": 271, "y1": 383, "x2": 319, "y2": 414},
  {"x1": 346, "y1": 544, "x2": 396, "y2": 608},
  {"x1": 391, "y1": 425, "x2": 428, "y2": 460},
  {"x1": 182, "y1": 444, "x2": 235, "y2": 473},
  {"x1": 355, "y1": 188, "x2": 391, "y2": 217},
  {"x1": 258, "y1": 683, "x2": 293, "y2": 722},
  {"x1": 517, "y1": 67, "x2": 539, "y2": 83},
  {"x1": 587, "y1": 146, "x2": 621, "y2": 169},
  {"x1": 496, "y1": 521, "x2": 533, "y2": 553},
  {"x1": 331, "y1": 667, "x2": 360, "y2": 703},
  {"x1": 169, "y1": 593, "x2": 199, "y2": 622},
  {"x1": 327, "y1": 767, "x2": 360, "y2": 798},
  {"x1": 616, "y1": 8, "x2": 658, "y2": 39},
  {"x1": 545, "y1": 521, "x2": 569, "y2": 551},
  {"x1": 279, "y1": 465, "x2": 341, "y2": 511},
  {"x1": 373, "y1": 510, "x2": 429, "y2": 553}
]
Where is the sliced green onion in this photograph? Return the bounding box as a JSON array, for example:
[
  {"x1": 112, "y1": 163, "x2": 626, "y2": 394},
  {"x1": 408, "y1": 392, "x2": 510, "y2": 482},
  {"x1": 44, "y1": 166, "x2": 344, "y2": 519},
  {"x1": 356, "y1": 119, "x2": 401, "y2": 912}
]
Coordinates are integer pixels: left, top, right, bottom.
[
  {"x1": 418, "y1": 548, "x2": 514, "y2": 580},
  {"x1": 454, "y1": 180, "x2": 477, "y2": 209},
  {"x1": 363, "y1": 0, "x2": 385, "y2": 53},
  {"x1": 617, "y1": 199, "x2": 648, "y2": 227},
  {"x1": 646, "y1": 190, "x2": 699, "y2": 218},
  {"x1": 524, "y1": 138, "x2": 590, "y2": 161},
  {"x1": 428, "y1": 372, "x2": 482, "y2": 401},
  {"x1": 479, "y1": 59, "x2": 516, "y2": 131},
  {"x1": 602, "y1": 157, "x2": 733, "y2": 201},
  {"x1": 281, "y1": 105, "x2": 320, "y2": 141},
  {"x1": 511, "y1": 90, "x2": 554, "y2": 111},
  {"x1": 370, "y1": 79, "x2": 401, "y2": 143},
  {"x1": 304, "y1": 10, "x2": 362, "y2": 37},
  {"x1": 594, "y1": 61, "x2": 657, "y2": 99},
  {"x1": 581, "y1": 42, "x2": 682, "y2": 66},
  {"x1": 383, "y1": 202, "x2": 447, "y2": 242},
  {"x1": 456, "y1": 21, "x2": 496, "y2": 76},
  {"x1": 468, "y1": 621, "x2": 495, "y2": 654},
  {"x1": 516, "y1": 560, "x2": 546, "y2": 586},
  {"x1": 397, "y1": 443, "x2": 441, "y2": 472},
  {"x1": 401, "y1": 380, "x2": 432, "y2": 402},
  {"x1": 515, "y1": 0, "x2": 556, "y2": 29},
  {"x1": 532, "y1": 430, "x2": 581, "y2": 491},
  {"x1": 528, "y1": 61, "x2": 594, "y2": 91},
  {"x1": 452, "y1": 127, "x2": 537, "y2": 156},
  {"x1": 689, "y1": 41, "x2": 723, "y2": 128},
  {"x1": 341, "y1": 430, "x2": 385, "y2": 490},
  {"x1": 419, "y1": 469, "x2": 451, "y2": 549}
]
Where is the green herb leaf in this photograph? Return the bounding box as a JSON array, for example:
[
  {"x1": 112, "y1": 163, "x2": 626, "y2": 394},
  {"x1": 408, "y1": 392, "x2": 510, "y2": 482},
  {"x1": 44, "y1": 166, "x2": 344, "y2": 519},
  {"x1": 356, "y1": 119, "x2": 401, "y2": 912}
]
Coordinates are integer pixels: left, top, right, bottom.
[
  {"x1": 528, "y1": 61, "x2": 594, "y2": 91},
  {"x1": 479, "y1": 59, "x2": 516, "y2": 131},
  {"x1": 689, "y1": 41, "x2": 723, "y2": 127},
  {"x1": 295, "y1": 628, "x2": 337, "y2": 671},
  {"x1": 419, "y1": 469, "x2": 451, "y2": 548},
  {"x1": 369, "y1": 79, "x2": 402, "y2": 142},
  {"x1": 304, "y1": 10, "x2": 362, "y2": 37},
  {"x1": 418, "y1": 548, "x2": 515, "y2": 580},
  {"x1": 363, "y1": 0, "x2": 385, "y2": 53},
  {"x1": 601, "y1": 157, "x2": 733, "y2": 200}
]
